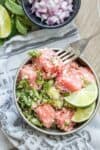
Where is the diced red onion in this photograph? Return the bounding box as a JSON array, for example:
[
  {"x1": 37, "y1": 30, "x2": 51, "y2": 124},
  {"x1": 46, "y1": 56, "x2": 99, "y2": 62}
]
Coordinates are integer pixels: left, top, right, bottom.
[
  {"x1": 67, "y1": 4, "x2": 73, "y2": 12},
  {"x1": 46, "y1": 16, "x2": 60, "y2": 25},
  {"x1": 35, "y1": 11, "x2": 41, "y2": 18},
  {"x1": 61, "y1": 1, "x2": 68, "y2": 10},
  {"x1": 29, "y1": 0, "x2": 35, "y2": 4},
  {"x1": 68, "y1": 0, "x2": 73, "y2": 4},
  {"x1": 28, "y1": 0, "x2": 33, "y2": 4},
  {"x1": 41, "y1": 14, "x2": 48, "y2": 21},
  {"x1": 29, "y1": 0, "x2": 73, "y2": 25}
]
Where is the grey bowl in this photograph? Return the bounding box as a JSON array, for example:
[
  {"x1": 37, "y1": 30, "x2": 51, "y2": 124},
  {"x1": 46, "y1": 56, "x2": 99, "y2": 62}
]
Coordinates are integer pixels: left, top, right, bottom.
[
  {"x1": 21, "y1": 0, "x2": 81, "y2": 29},
  {"x1": 13, "y1": 49, "x2": 100, "y2": 135}
]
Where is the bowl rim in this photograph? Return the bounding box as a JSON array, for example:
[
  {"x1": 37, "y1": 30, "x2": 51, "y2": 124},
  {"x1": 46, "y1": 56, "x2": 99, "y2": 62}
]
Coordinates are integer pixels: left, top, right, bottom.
[
  {"x1": 13, "y1": 48, "x2": 100, "y2": 135},
  {"x1": 21, "y1": 0, "x2": 81, "y2": 29}
]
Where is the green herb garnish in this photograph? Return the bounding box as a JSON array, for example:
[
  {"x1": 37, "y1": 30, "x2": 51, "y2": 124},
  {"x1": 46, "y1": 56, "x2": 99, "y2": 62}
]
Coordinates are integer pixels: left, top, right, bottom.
[
  {"x1": 16, "y1": 79, "x2": 41, "y2": 109},
  {"x1": 31, "y1": 118, "x2": 43, "y2": 127},
  {"x1": 28, "y1": 51, "x2": 41, "y2": 58},
  {"x1": 16, "y1": 79, "x2": 29, "y2": 89},
  {"x1": 64, "y1": 121, "x2": 70, "y2": 126},
  {"x1": 36, "y1": 71, "x2": 44, "y2": 85}
]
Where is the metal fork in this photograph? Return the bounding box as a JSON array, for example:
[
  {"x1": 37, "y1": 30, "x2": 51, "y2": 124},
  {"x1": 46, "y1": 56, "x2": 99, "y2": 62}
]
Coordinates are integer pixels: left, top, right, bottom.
[
  {"x1": 55, "y1": 47, "x2": 80, "y2": 65},
  {"x1": 55, "y1": 31, "x2": 100, "y2": 64}
]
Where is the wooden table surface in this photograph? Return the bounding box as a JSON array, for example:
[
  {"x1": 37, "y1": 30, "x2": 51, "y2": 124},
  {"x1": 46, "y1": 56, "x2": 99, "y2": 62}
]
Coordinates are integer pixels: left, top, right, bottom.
[
  {"x1": 1, "y1": 0, "x2": 100, "y2": 149},
  {"x1": 76, "y1": 0, "x2": 100, "y2": 78}
]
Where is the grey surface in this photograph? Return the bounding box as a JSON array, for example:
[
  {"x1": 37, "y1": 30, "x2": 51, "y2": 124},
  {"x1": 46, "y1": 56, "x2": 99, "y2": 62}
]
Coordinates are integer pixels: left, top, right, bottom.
[{"x1": 0, "y1": 130, "x2": 13, "y2": 150}]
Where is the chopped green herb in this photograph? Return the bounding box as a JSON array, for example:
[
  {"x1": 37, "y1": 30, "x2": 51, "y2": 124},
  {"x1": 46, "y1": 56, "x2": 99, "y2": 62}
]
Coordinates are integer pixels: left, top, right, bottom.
[
  {"x1": 16, "y1": 79, "x2": 30, "y2": 89},
  {"x1": 47, "y1": 99, "x2": 63, "y2": 109},
  {"x1": 43, "y1": 80, "x2": 54, "y2": 91},
  {"x1": 63, "y1": 92, "x2": 70, "y2": 97},
  {"x1": 64, "y1": 121, "x2": 70, "y2": 126},
  {"x1": 31, "y1": 101, "x2": 38, "y2": 108},
  {"x1": 31, "y1": 118, "x2": 43, "y2": 127},
  {"x1": 82, "y1": 77, "x2": 91, "y2": 87},
  {"x1": 32, "y1": 88, "x2": 41, "y2": 100},
  {"x1": 64, "y1": 101, "x2": 75, "y2": 109},
  {"x1": 36, "y1": 71, "x2": 44, "y2": 85},
  {"x1": 16, "y1": 79, "x2": 41, "y2": 109},
  {"x1": 47, "y1": 86, "x2": 60, "y2": 100},
  {"x1": 28, "y1": 51, "x2": 41, "y2": 58}
]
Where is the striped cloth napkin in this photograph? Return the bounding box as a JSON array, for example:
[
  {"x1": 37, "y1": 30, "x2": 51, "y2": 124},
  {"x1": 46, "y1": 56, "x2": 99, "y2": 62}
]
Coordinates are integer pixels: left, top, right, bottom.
[{"x1": 0, "y1": 23, "x2": 100, "y2": 150}]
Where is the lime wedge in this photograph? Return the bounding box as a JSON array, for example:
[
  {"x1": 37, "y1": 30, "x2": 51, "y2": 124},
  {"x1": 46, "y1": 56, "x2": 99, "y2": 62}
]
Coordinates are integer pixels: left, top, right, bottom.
[
  {"x1": 72, "y1": 102, "x2": 96, "y2": 123},
  {"x1": 0, "y1": 5, "x2": 11, "y2": 38},
  {"x1": 64, "y1": 83, "x2": 98, "y2": 107}
]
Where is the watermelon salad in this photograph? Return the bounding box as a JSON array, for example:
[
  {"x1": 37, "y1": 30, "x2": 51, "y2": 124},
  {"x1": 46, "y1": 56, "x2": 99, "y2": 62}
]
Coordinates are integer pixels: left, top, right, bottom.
[{"x1": 16, "y1": 49, "x2": 98, "y2": 132}]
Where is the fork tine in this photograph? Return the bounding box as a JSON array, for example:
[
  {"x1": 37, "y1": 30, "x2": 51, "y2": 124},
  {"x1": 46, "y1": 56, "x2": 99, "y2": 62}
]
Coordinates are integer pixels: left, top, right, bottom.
[
  {"x1": 59, "y1": 51, "x2": 71, "y2": 58},
  {"x1": 55, "y1": 46, "x2": 79, "y2": 65},
  {"x1": 56, "y1": 50, "x2": 65, "y2": 55},
  {"x1": 62, "y1": 53, "x2": 75, "y2": 61},
  {"x1": 59, "y1": 47, "x2": 74, "y2": 58},
  {"x1": 61, "y1": 49, "x2": 75, "y2": 60},
  {"x1": 63, "y1": 55, "x2": 78, "y2": 65},
  {"x1": 61, "y1": 53, "x2": 74, "y2": 60}
]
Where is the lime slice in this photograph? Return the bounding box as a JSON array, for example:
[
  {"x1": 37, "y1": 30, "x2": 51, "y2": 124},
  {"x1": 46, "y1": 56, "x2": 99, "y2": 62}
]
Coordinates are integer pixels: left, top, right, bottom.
[
  {"x1": 0, "y1": 5, "x2": 11, "y2": 38},
  {"x1": 72, "y1": 102, "x2": 96, "y2": 123},
  {"x1": 64, "y1": 83, "x2": 98, "y2": 107}
]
